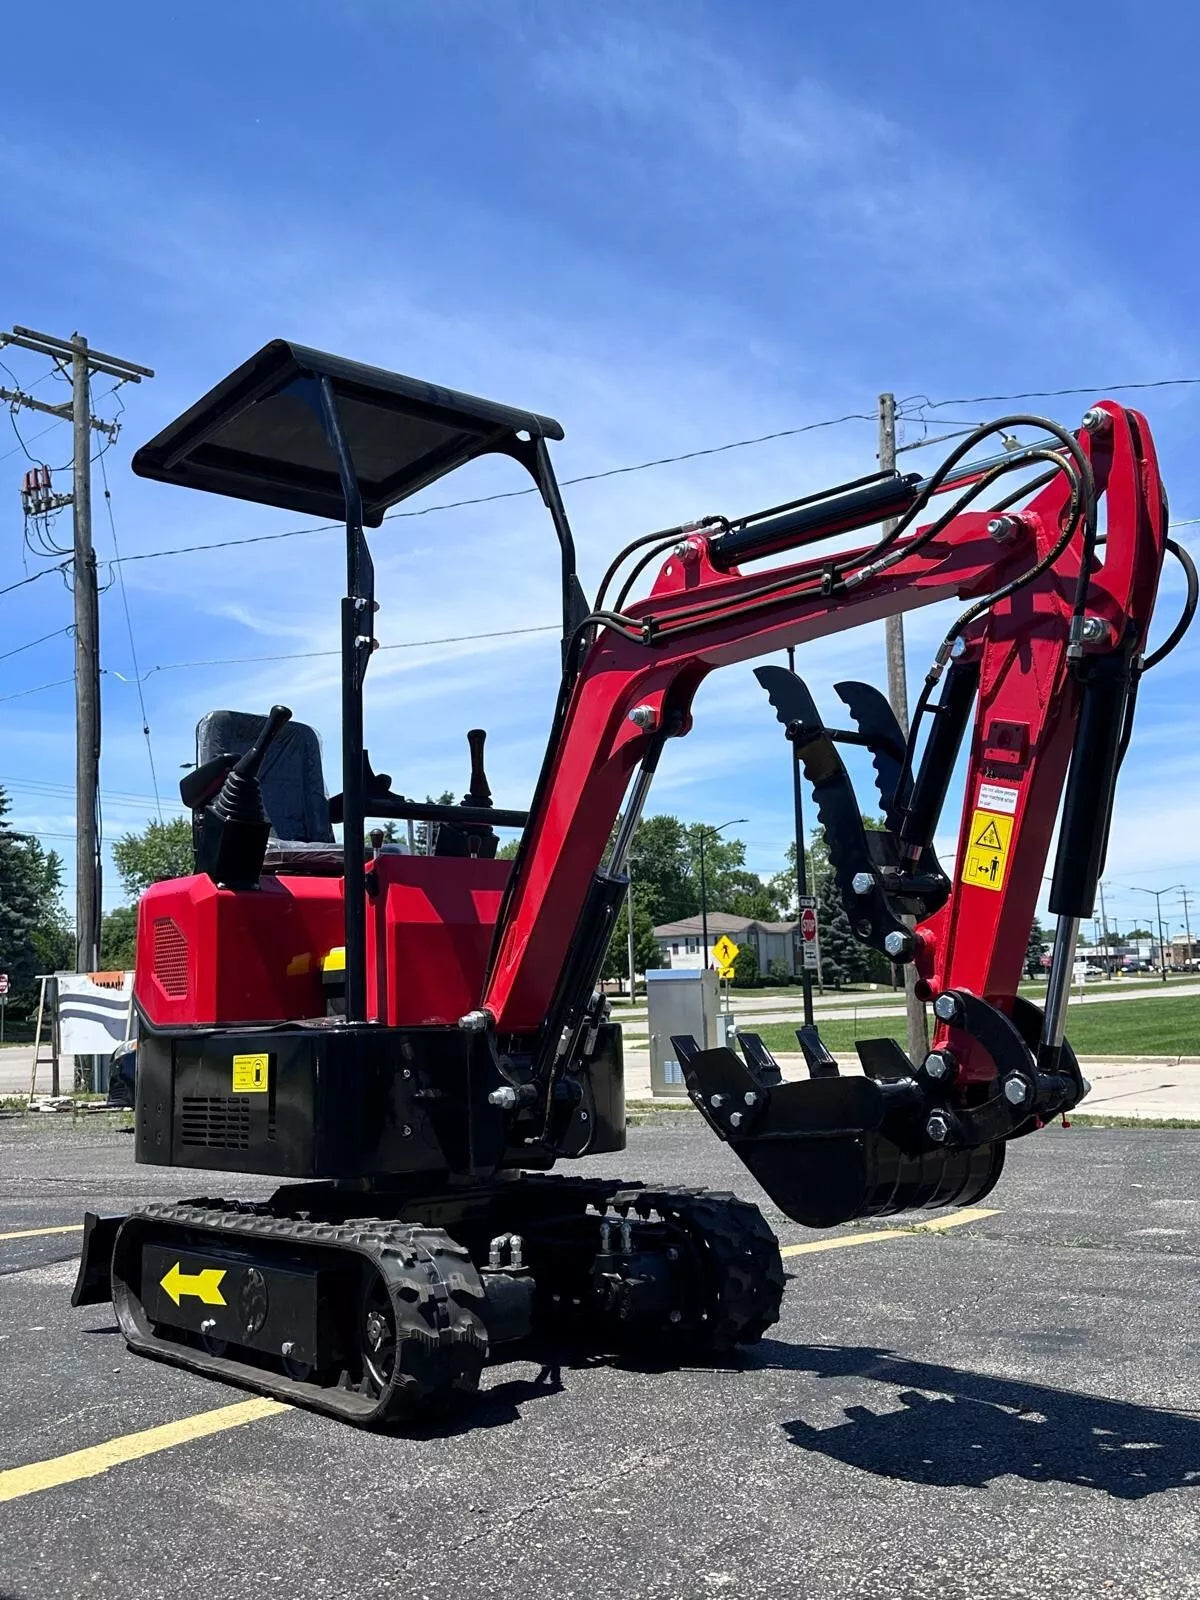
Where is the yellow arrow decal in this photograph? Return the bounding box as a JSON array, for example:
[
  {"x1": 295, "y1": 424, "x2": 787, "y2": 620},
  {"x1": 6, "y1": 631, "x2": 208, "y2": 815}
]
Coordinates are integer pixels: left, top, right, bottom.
[{"x1": 160, "y1": 1261, "x2": 227, "y2": 1308}]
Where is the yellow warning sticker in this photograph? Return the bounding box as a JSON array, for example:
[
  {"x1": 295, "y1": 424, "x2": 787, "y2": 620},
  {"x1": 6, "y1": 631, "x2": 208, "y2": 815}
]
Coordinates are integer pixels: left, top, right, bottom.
[
  {"x1": 961, "y1": 808, "x2": 1014, "y2": 892},
  {"x1": 232, "y1": 1052, "x2": 270, "y2": 1094}
]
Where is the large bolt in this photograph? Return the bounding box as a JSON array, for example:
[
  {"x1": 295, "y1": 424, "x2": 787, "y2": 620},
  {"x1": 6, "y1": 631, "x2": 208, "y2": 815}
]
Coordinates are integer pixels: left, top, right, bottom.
[
  {"x1": 1003, "y1": 1074, "x2": 1031, "y2": 1107},
  {"x1": 488, "y1": 1086, "x2": 519, "y2": 1110},
  {"x1": 925, "y1": 1110, "x2": 951, "y2": 1144},
  {"x1": 1079, "y1": 616, "x2": 1107, "y2": 643},
  {"x1": 709, "y1": 1092, "x2": 726, "y2": 1109},
  {"x1": 627, "y1": 705, "x2": 658, "y2": 729},
  {"x1": 932, "y1": 992, "x2": 961, "y2": 1024},
  {"x1": 459, "y1": 1008, "x2": 491, "y2": 1032},
  {"x1": 1081, "y1": 407, "x2": 1110, "y2": 435},
  {"x1": 884, "y1": 930, "x2": 912, "y2": 960},
  {"x1": 987, "y1": 515, "x2": 1018, "y2": 542},
  {"x1": 200, "y1": 1318, "x2": 217, "y2": 1334},
  {"x1": 851, "y1": 872, "x2": 874, "y2": 896},
  {"x1": 744, "y1": 1090, "x2": 758, "y2": 1106},
  {"x1": 923, "y1": 1051, "x2": 954, "y2": 1082},
  {"x1": 729, "y1": 1111, "x2": 744, "y2": 1129}
]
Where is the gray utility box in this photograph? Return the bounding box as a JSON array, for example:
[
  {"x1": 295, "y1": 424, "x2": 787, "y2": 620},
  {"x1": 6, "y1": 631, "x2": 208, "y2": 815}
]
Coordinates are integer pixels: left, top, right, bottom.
[{"x1": 646, "y1": 968, "x2": 727, "y2": 1097}]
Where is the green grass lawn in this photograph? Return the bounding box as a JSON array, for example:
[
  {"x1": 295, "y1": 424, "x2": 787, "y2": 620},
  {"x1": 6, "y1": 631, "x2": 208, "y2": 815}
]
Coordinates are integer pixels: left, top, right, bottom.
[{"x1": 751, "y1": 991, "x2": 1200, "y2": 1058}]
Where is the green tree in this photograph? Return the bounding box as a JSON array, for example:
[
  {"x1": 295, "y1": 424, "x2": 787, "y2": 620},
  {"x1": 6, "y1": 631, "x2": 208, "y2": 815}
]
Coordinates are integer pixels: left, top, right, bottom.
[
  {"x1": 629, "y1": 815, "x2": 697, "y2": 926},
  {"x1": 112, "y1": 817, "x2": 194, "y2": 897},
  {"x1": 0, "y1": 788, "x2": 71, "y2": 1017},
  {"x1": 100, "y1": 905, "x2": 139, "y2": 969},
  {"x1": 722, "y1": 869, "x2": 784, "y2": 922},
  {"x1": 731, "y1": 942, "x2": 759, "y2": 987},
  {"x1": 602, "y1": 898, "x2": 661, "y2": 992},
  {"x1": 1025, "y1": 916, "x2": 1049, "y2": 977}
]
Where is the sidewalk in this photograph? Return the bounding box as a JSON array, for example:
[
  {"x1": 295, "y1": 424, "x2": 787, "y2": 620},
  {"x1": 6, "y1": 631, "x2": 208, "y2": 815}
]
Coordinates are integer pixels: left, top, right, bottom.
[{"x1": 624, "y1": 1046, "x2": 1200, "y2": 1122}]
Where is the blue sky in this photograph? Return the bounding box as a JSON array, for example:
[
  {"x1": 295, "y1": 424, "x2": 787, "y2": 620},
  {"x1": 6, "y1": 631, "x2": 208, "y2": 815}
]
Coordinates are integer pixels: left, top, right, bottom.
[{"x1": 2, "y1": 0, "x2": 1199, "y2": 942}]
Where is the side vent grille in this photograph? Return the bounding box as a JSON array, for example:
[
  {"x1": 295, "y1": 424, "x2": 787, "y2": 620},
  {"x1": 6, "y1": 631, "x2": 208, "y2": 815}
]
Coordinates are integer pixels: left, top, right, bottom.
[
  {"x1": 180, "y1": 1095, "x2": 250, "y2": 1149},
  {"x1": 153, "y1": 917, "x2": 190, "y2": 998}
]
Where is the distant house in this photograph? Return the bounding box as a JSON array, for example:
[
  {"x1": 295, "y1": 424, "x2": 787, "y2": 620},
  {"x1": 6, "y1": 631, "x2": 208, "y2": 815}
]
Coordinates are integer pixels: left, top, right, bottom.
[{"x1": 651, "y1": 911, "x2": 802, "y2": 976}]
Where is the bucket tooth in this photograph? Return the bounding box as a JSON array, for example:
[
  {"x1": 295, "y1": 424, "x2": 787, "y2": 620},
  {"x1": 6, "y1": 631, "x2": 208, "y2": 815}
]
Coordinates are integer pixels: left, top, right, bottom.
[
  {"x1": 738, "y1": 1032, "x2": 784, "y2": 1086},
  {"x1": 795, "y1": 1024, "x2": 839, "y2": 1079},
  {"x1": 855, "y1": 1036, "x2": 916, "y2": 1081}
]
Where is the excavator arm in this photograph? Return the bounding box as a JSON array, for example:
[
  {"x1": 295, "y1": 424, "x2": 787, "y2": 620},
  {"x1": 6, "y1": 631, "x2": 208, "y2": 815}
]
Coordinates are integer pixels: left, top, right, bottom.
[{"x1": 480, "y1": 401, "x2": 1183, "y2": 1225}]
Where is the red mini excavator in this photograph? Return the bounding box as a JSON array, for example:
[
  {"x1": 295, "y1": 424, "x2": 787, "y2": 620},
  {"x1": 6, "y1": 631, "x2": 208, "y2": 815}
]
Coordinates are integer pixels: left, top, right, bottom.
[{"x1": 73, "y1": 342, "x2": 1194, "y2": 1425}]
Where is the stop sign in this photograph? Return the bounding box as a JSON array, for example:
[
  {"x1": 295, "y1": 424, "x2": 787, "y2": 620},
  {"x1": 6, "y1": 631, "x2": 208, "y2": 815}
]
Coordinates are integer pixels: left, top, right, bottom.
[
  {"x1": 800, "y1": 908, "x2": 817, "y2": 943},
  {"x1": 0, "y1": 973, "x2": 8, "y2": 996}
]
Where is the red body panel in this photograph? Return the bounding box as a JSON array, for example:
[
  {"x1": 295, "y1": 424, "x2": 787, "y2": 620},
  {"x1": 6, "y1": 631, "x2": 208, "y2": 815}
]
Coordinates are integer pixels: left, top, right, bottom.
[
  {"x1": 136, "y1": 874, "x2": 345, "y2": 1027},
  {"x1": 366, "y1": 855, "x2": 510, "y2": 1027},
  {"x1": 136, "y1": 857, "x2": 511, "y2": 1030}
]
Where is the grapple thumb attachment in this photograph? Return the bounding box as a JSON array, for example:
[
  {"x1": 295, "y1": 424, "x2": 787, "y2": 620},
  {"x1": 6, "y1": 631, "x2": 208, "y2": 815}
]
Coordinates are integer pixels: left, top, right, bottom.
[{"x1": 670, "y1": 1034, "x2": 1003, "y2": 1229}]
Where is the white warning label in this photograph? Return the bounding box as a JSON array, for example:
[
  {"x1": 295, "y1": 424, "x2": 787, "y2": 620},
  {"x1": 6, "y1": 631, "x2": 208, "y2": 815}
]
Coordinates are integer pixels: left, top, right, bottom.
[{"x1": 978, "y1": 782, "x2": 1019, "y2": 815}]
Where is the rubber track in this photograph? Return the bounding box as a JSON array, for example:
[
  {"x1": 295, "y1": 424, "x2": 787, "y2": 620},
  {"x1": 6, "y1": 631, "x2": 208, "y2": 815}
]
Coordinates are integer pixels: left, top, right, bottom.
[{"x1": 111, "y1": 1201, "x2": 488, "y2": 1428}]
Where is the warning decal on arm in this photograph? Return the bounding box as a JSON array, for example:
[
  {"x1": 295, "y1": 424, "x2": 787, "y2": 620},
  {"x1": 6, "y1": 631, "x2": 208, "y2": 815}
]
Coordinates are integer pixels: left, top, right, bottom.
[{"x1": 961, "y1": 809, "x2": 1014, "y2": 892}]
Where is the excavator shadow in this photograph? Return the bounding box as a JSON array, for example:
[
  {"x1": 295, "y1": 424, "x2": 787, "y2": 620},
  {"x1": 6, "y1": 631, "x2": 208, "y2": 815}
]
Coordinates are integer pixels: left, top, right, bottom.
[{"x1": 760, "y1": 1342, "x2": 1200, "y2": 1500}]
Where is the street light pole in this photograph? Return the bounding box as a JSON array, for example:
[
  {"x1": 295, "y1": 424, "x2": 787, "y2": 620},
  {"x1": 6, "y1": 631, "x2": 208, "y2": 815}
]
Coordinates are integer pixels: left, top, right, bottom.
[
  {"x1": 696, "y1": 817, "x2": 748, "y2": 967},
  {"x1": 1130, "y1": 885, "x2": 1183, "y2": 981}
]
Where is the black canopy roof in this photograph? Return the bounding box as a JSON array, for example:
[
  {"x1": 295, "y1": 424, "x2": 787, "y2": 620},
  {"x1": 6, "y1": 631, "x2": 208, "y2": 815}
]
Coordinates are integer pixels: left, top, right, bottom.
[{"x1": 131, "y1": 339, "x2": 565, "y2": 525}]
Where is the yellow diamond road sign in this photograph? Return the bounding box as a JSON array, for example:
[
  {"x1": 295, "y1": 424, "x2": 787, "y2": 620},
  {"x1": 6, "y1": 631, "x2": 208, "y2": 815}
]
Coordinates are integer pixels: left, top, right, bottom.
[{"x1": 712, "y1": 934, "x2": 739, "y2": 971}]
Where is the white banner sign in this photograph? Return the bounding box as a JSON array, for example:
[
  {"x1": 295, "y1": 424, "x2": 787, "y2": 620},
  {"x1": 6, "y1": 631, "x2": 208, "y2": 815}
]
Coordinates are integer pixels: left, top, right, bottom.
[{"x1": 56, "y1": 972, "x2": 133, "y2": 1054}]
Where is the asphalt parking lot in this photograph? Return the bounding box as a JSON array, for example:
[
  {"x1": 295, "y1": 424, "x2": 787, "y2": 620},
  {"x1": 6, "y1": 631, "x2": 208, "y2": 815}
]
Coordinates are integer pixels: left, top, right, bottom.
[{"x1": 2, "y1": 1114, "x2": 1199, "y2": 1600}]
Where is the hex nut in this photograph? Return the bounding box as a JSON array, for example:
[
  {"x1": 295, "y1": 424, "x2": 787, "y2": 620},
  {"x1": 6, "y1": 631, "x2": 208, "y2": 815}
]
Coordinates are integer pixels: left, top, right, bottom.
[{"x1": 932, "y1": 992, "x2": 960, "y2": 1024}]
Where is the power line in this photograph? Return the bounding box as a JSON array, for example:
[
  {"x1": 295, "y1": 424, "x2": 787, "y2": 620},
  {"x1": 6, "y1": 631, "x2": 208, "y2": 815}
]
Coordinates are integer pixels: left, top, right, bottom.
[
  {"x1": 121, "y1": 623, "x2": 561, "y2": 682},
  {"x1": 0, "y1": 562, "x2": 70, "y2": 598},
  {"x1": 100, "y1": 380, "x2": 1200, "y2": 572},
  {"x1": 0, "y1": 675, "x2": 76, "y2": 704},
  {"x1": 98, "y1": 450, "x2": 162, "y2": 821},
  {"x1": 902, "y1": 377, "x2": 1200, "y2": 412},
  {"x1": 0, "y1": 626, "x2": 71, "y2": 663},
  {"x1": 107, "y1": 410, "x2": 879, "y2": 567}
]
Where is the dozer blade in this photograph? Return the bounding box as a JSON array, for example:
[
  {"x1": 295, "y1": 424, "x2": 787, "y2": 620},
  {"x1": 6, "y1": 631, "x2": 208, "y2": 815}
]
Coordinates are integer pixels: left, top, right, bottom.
[{"x1": 677, "y1": 1043, "x2": 1004, "y2": 1228}]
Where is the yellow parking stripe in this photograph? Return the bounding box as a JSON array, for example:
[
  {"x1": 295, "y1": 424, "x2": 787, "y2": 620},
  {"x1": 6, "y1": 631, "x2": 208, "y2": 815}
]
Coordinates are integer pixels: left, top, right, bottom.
[
  {"x1": 0, "y1": 1398, "x2": 291, "y2": 1503},
  {"x1": 0, "y1": 1204, "x2": 998, "y2": 1504},
  {"x1": 0, "y1": 1224, "x2": 85, "y2": 1243},
  {"x1": 781, "y1": 1207, "x2": 998, "y2": 1257}
]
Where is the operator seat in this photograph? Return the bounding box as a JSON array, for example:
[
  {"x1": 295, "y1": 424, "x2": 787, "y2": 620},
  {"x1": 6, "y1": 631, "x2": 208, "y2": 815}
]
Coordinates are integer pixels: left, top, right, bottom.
[{"x1": 194, "y1": 709, "x2": 350, "y2": 873}]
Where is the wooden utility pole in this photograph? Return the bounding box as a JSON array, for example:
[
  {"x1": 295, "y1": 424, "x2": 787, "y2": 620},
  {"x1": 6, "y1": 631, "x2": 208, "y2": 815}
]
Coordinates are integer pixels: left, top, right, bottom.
[
  {"x1": 878, "y1": 392, "x2": 930, "y2": 1063},
  {"x1": 1, "y1": 326, "x2": 153, "y2": 971},
  {"x1": 72, "y1": 335, "x2": 100, "y2": 971}
]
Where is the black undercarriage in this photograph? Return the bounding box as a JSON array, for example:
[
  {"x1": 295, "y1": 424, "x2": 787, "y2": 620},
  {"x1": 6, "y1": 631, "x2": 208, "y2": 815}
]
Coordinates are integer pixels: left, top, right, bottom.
[{"x1": 75, "y1": 1176, "x2": 786, "y2": 1427}]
